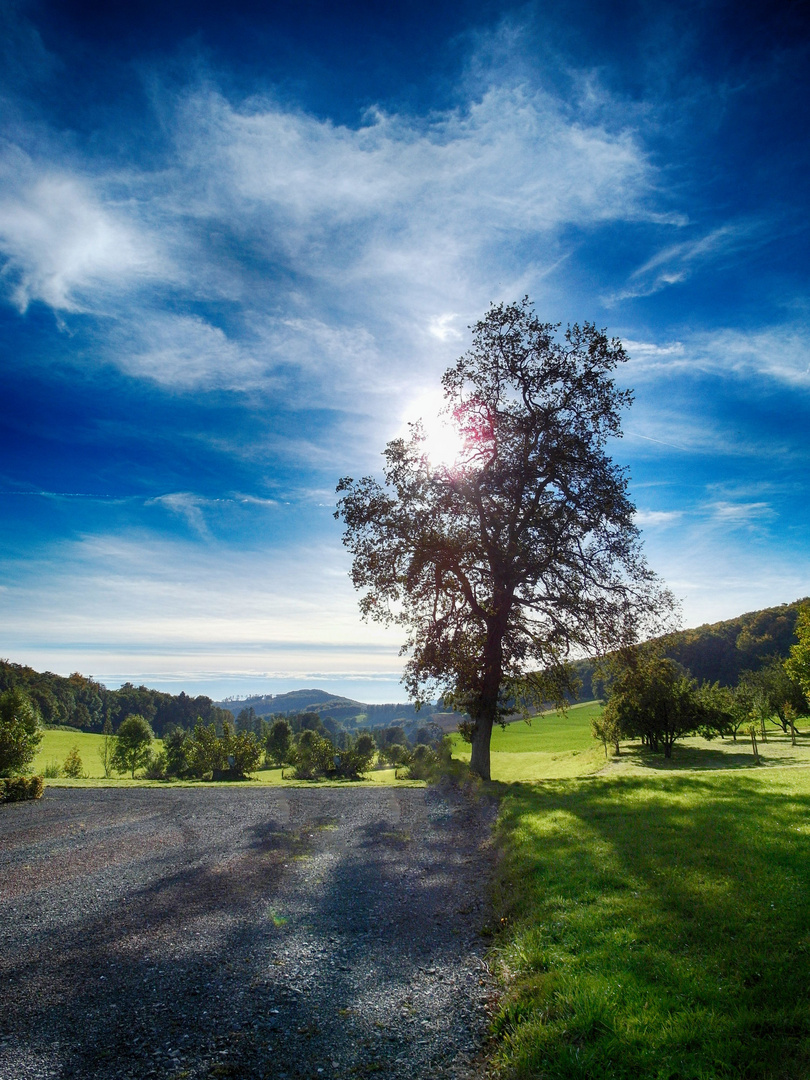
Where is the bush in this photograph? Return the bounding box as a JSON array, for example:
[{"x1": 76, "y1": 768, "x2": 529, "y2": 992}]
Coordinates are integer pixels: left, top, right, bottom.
[
  {"x1": 266, "y1": 718, "x2": 293, "y2": 766},
  {"x1": 333, "y1": 732, "x2": 377, "y2": 779},
  {"x1": 142, "y1": 749, "x2": 169, "y2": 780},
  {"x1": 0, "y1": 688, "x2": 42, "y2": 776},
  {"x1": 2, "y1": 775, "x2": 44, "y2": 802},
  {"x1": 62, "y1": 746, "x2": 85, "y2": 778},
  {"x1": 291, "y1": 730, "x2": 336, "y2": 780},
  {"x1": 111, "y1": 714, "x2": 154, "y2": 777},
  {"x1": 43, "y1": 759, "x2": 61, "y2": 778}
]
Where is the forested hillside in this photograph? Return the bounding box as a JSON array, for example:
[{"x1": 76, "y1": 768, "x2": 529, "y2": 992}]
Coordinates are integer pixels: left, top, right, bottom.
[
  {"x1": 572, "y1": 597, "x2": 808, "y2": 700},
  {"x1": 217, "y1": 689, "x2": 447, "y2": 725},
  {"x1": 0, "y1": 661, "x2": 231, "y2": 736}
]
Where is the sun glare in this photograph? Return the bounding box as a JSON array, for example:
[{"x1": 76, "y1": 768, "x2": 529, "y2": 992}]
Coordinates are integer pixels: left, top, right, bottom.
[{"x1": 404, "y1": 390, "x2": 465, "y2": 469}]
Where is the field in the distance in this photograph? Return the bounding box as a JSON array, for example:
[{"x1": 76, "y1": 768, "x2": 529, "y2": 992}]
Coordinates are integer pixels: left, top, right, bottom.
[{"x1": 451, "y1": 701, "x2": 606, "y2": 781}]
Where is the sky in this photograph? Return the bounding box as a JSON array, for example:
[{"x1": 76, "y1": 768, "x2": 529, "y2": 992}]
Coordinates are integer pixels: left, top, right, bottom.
[{"x1": 1, "y1": 0, "x2": 809, "y2": 702}]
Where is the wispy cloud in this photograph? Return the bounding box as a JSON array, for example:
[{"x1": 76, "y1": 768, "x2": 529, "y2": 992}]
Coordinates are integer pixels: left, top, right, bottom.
[
  {"x1": 0, "y1": 146, "x2": 166, "y2": 314},
  {"x1": 605, "y1": 222, "x2": 759, "y2": 303},
  {"x1": 709, "y1": 500, "x2": 775, "y2": 526},
  {"x1": 634, "y1": 509, "x2": 683, "y2": 527},
  {"x1": 626, "y1": 323, "x2": 810, "y2": 388},
  {"x1": 0, "y1": 78, "x2": 668, "y2": 398}
]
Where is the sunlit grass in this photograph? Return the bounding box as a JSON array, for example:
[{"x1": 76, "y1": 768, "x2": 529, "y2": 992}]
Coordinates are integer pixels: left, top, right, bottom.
[
  {"x1": 451, "y1": 701, "x2": 606, "y2": 780},
  {"x1": 491, "y1": 767, "x2": 810, "y2": 1079}
]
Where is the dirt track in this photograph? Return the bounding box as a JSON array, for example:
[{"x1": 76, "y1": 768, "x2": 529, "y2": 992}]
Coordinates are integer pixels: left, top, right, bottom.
[{"x1": 0, "y1": 785, "x2": 497, "y2": 1079}]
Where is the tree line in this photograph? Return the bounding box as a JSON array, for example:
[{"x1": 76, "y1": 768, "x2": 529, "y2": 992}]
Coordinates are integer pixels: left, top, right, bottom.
[{"x1": 0, "y1": 660, "x2": 233, "y2": 736}]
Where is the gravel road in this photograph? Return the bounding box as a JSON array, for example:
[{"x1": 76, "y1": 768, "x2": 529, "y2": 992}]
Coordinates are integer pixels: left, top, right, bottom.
[{"x1": 0, "y1": 784, "x2": 498, "y2": 1080}]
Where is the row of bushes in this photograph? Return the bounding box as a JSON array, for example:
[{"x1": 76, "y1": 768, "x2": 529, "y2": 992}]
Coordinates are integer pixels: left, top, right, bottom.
[{"x1": 1, "y1": 775, "x2": 44, "y2": 802}]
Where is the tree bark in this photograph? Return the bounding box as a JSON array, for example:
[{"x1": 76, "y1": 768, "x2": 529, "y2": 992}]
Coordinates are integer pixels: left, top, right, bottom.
[{"x1": 469, "y1": 714, "x2": 494, "y2": 780}]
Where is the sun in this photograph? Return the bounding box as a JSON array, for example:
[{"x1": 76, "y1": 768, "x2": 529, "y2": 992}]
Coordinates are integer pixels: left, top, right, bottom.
[{"x1": 404, "y1": 390, "x2": 465, "y2": 469}]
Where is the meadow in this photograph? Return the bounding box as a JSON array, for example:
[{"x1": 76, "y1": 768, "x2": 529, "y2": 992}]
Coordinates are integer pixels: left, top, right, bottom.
[{"x1": 481, "y1": 707, "x2": 810, "y2": 1079}]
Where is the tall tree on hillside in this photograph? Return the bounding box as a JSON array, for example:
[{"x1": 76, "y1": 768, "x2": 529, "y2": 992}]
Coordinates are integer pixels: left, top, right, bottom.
[
  {"x1": 336, "y1": 298, "x2": 674, "y2": 780},
  {"x1": 603, "y1": 650, "x2": 706, "y2": 758}
]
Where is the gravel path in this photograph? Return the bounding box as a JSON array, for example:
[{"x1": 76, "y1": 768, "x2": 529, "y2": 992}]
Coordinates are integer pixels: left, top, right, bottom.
[{"x1": 0, "y1": 784, "x2": 498, "y2": 1080}]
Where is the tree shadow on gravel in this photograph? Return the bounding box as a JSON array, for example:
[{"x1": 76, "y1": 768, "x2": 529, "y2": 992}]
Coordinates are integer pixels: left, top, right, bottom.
[{"x1": 0, "y1": 788, "x2": 495, "y2": 1080}]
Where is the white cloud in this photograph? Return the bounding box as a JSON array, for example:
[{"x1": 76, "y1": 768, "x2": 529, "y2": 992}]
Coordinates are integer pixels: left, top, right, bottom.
[
  {"x1": 605, "y1": 223, "x2": 758, "y2": 303},
  {"x1": 111, "y1": 313, "x2": 267, "y2": 390},
  {"x1": 626, "y1": 323, "x2": 810, "y2": 388},
  {"x1": 0, "y1": 146, "x2": 165, "y2": 313},
  {"x1": 709, "y1": 500, "x2": 775, "y2": 526},
  {"x1": 0, "y1": 76, "x2": 666, "y2": 393},
  {"x1": 634, "y1": 509, "x2": 683, "y2": 527}
]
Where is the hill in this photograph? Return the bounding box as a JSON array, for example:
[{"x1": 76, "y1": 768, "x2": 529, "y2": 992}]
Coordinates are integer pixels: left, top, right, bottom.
[
  {"x1": 572, "y1": 596, "x2": 808, "y2": 699},
  {"x1": 216, "y1": 689, "x2": 449, "y2": 726}
]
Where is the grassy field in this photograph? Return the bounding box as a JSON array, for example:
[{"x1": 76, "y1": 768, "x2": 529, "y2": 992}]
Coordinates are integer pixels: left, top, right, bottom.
[
  {"x1": 489, "y1": 719, "x2": 810, "y2": 1079},
  {"x1": 451, "y1": 701, "x2": 607, "y2": 781}
]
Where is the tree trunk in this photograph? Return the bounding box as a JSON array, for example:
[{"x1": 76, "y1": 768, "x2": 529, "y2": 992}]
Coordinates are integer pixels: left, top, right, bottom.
[{"x1": 470, "y1": 714, "x2": 494, "y2": 780}]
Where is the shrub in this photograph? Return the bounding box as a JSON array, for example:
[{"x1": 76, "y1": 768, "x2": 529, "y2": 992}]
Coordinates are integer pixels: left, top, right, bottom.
[
  {"x1": 226, "y1": 728, "x2": 263, "y2": 776},
  {"x1": 142, "y1": 749, "x2": 169, "y2": 780},
  {"x1": 186, "y1": 720, "x2": 227, "y2": 779},
  {"x1": 333, "y1": 732, "x2": 377, "y2": 779},
  {"x1": 43, "y1": 760, "x2": 61, "y2": 778},
  {"x1": 2, "y1": 775, "x2": 44, "y2": 802},
  {"x1": 164, "y1": 728, "x2": 191, "y2": 777},
  {"x1": 266, "y1": 718, "x2": 293, "y2": 766},
  {"x1": 62, "y1": 746, "x2": 85, "y2": 778},
  {"x1": 0, "y1": 688, "x2": 42, "y2": 776},
  {"x1": 291, "y1": 730, "x2": 336, "y2": 780}
]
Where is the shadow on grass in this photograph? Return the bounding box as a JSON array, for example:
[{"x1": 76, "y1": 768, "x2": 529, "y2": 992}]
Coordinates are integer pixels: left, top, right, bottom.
[{"x1": 494, "y1": 772, "x2": 810, "y2": 1079}]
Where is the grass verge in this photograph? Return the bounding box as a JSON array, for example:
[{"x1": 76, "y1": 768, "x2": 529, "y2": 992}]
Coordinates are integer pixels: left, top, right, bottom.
[{"x1": 490, "y1": 768, "x2": 810, "y2": 1079}]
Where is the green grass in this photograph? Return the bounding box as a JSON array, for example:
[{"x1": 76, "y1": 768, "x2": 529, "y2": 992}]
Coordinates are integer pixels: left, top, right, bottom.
[
  {"x1": 451, "y1": 701, "x2": 607, "y2": 781},
  {"x1": 33, "y1": 729, "x2": 129, "y2": 779},
  {"x1": 491, "y1": 766, "x2": 810, "y2": 1079}
]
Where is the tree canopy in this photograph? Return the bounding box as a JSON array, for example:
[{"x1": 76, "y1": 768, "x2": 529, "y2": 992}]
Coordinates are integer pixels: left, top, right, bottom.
[
  {"x1": 786, "y1": 604, "x2": 810, "y2": 699},
  {"x1": 336, "y1": 299, "x2": 673, "y2": 779}
]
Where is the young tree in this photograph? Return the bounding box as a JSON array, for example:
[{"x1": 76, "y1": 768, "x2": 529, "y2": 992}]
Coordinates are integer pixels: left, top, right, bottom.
[
  {"x1": 62, "y1": 746, "x2": 85, "y2": 778},
  {"x1": 0, "y1": 688, "x2": 42, "y2": 776},
  {"x1": 266, "y1": 717, "x2": 293, "y2": 765},
  {"x1": 111, "y1": 714, "x2": 154, "y2": 778},
  {"x1": 97, "y1": 716, "x2": 116, "y2": 777},
  {"x1": 336, "y1": 299, "x2": 674, "y2": 779}
]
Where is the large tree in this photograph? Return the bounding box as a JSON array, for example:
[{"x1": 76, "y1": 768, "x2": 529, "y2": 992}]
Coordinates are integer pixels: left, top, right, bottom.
[{"x1": 336, "y1": 299, "x2": 673, "y2": 779}]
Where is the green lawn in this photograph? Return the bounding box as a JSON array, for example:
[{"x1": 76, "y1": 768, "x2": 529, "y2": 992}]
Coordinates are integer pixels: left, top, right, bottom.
[
  {"x1": 451, "y1": 701, "x2": 607, "y2": 781},
  {"x1": 491, "y1": 763, "x2": 810, "y2": 1079}
]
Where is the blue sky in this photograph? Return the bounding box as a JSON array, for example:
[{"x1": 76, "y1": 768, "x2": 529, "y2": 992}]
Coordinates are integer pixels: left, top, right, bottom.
[{"x1": 1, "y1": 0, "x2": 808, "y2": 701}]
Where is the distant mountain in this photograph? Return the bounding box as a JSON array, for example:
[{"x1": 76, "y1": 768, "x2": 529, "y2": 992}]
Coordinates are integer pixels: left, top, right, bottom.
[
  {"x1": 216, "y1": 688, "x2": 449, "y2": 725},
  {"x1": 218, "y1": 688, "x2": 365, "y2": 717}
]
